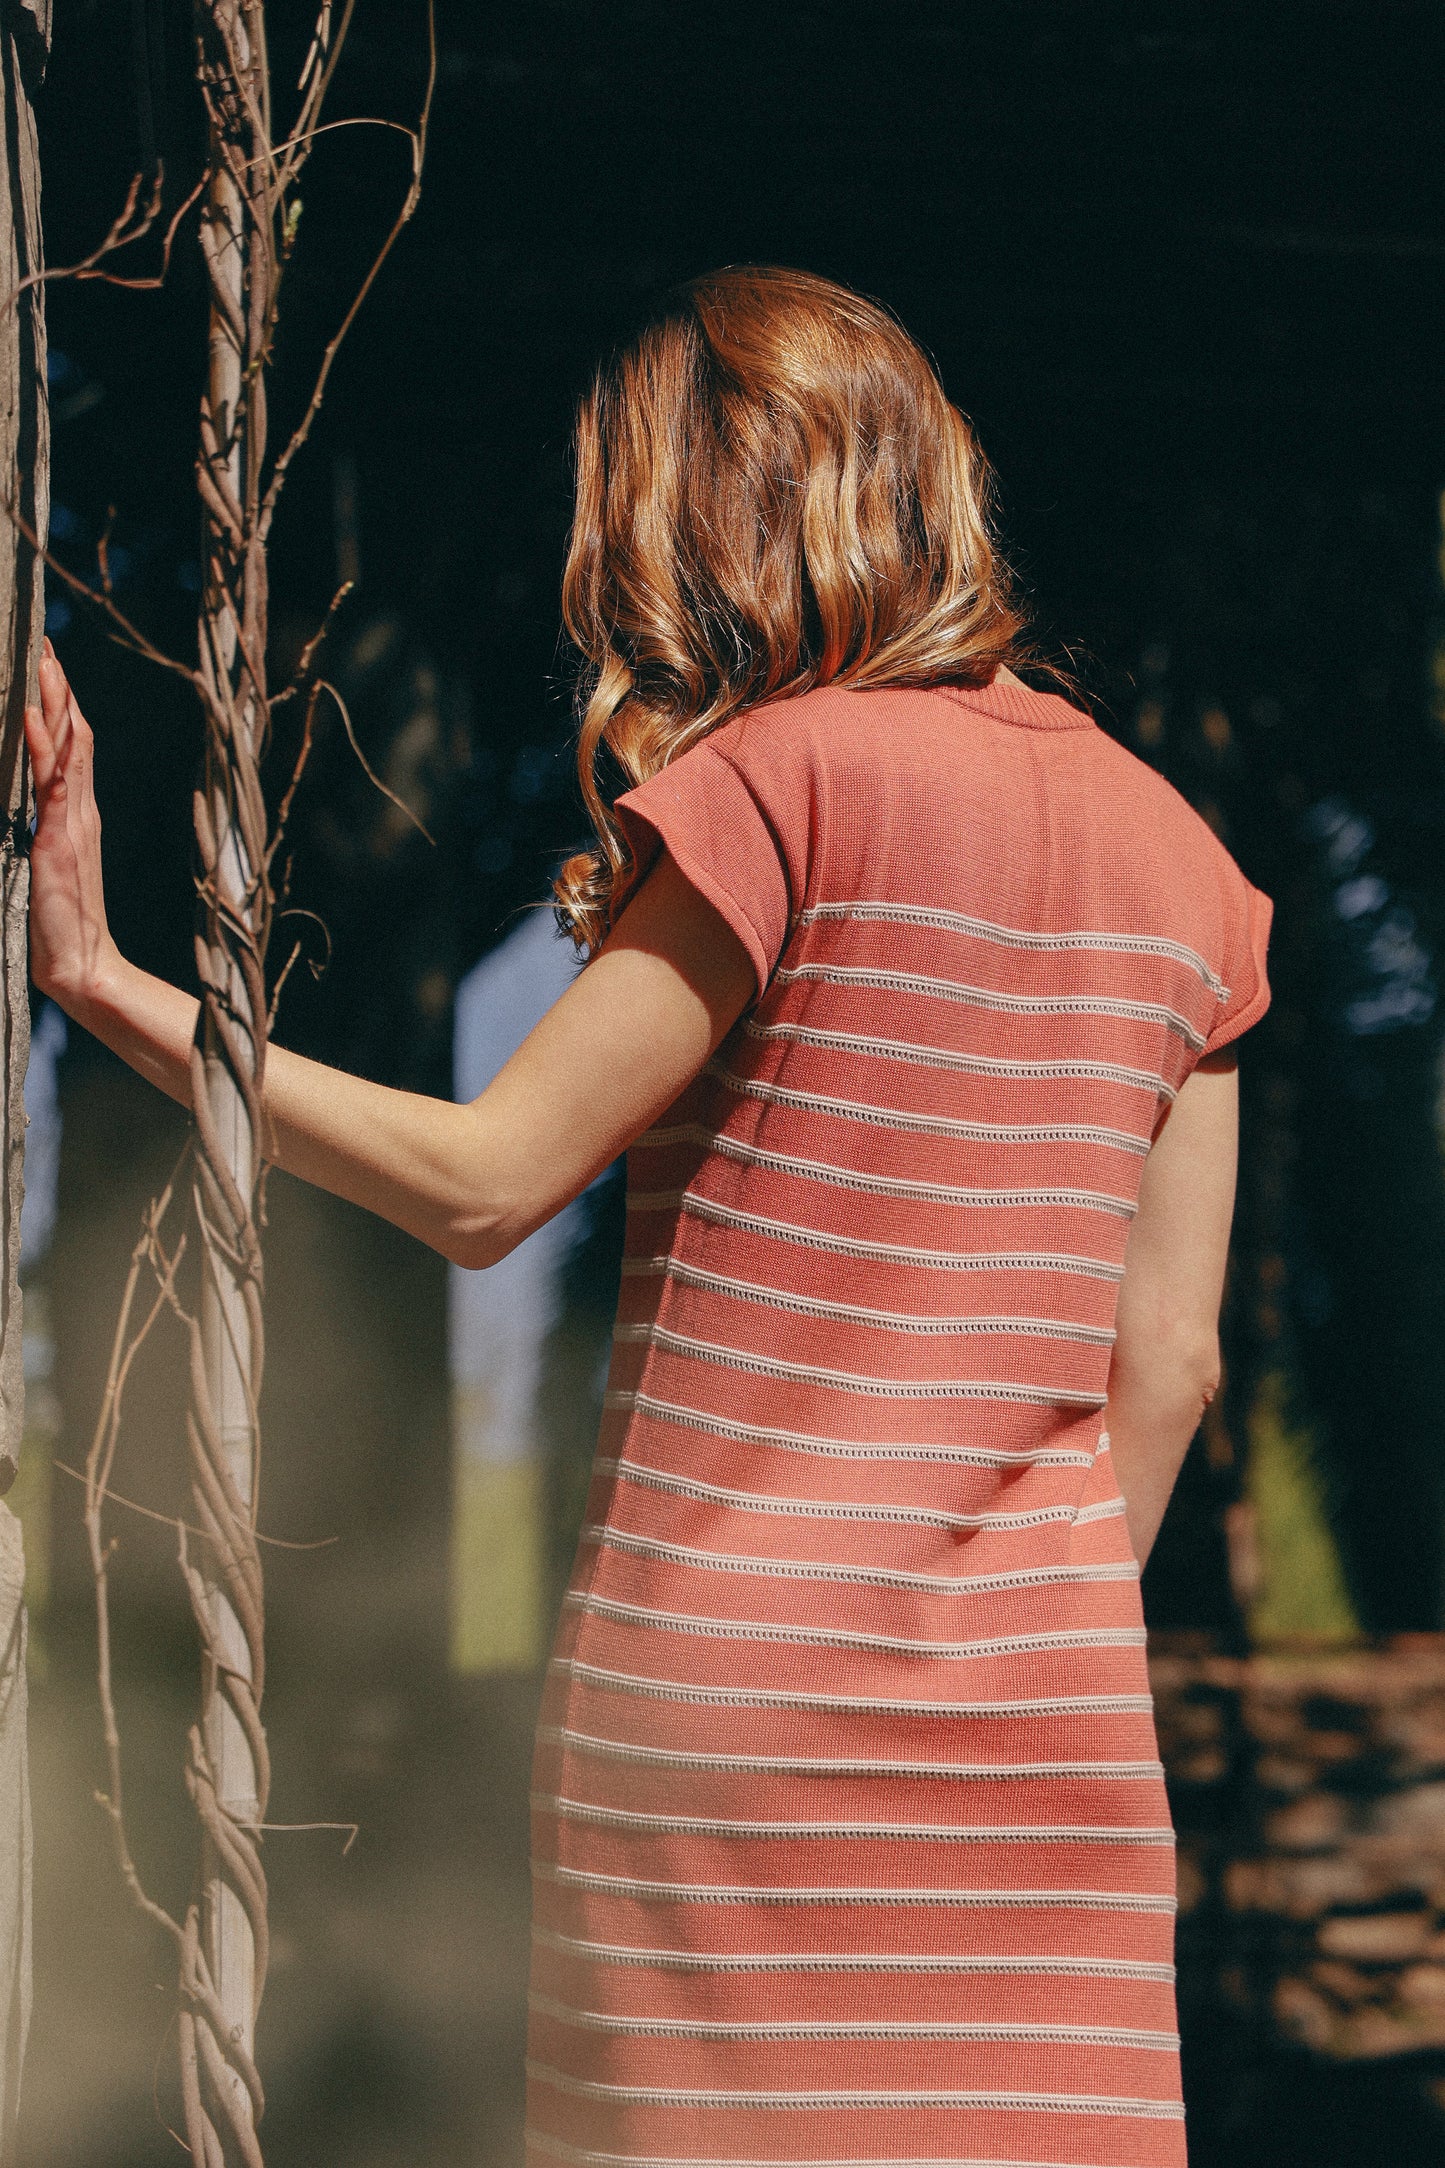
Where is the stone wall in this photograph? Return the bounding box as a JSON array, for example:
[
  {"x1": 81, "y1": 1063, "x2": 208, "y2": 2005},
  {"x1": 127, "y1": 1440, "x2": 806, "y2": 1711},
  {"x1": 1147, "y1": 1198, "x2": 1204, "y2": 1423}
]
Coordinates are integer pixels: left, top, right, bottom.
[{"x1": 1152, "y1": 1635, "x2": 1445, "y2": 2067}]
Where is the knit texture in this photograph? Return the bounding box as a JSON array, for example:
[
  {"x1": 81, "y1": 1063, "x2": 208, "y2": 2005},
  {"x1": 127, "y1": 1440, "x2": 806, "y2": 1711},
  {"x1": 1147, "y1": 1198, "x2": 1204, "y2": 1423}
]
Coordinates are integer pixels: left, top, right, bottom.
[{"x1": 527, "y1": 675, "x2": 1272, "y2": 2167}]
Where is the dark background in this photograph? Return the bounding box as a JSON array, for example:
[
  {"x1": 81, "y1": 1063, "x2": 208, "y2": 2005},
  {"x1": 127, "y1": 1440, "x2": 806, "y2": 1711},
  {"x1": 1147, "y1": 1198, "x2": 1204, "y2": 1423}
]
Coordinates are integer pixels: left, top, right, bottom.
[{"x1": 18, "y1": 3, "x2": 1445, "y2": 2163}]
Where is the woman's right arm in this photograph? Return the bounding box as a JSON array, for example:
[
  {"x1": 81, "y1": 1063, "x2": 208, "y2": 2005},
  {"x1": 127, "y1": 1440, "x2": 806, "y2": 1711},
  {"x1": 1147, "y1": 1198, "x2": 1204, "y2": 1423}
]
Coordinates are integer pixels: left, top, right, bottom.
[
  {"x1": 1104, "y1": 1053, "x2": 1240, "y2": 1568},
  {"x1": 26, "y1": 648, "x2": 757, "y2": 1268}
]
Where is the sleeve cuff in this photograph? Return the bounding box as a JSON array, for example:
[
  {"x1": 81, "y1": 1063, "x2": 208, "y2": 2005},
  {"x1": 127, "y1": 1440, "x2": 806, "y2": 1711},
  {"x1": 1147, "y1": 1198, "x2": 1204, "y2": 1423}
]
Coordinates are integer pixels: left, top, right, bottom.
[
  {"x1": 1203, "y1": 881, "x2": 1274, "y2": 1055},
  {"x1": 611, "y1": 748, "x2": 785, "y2": 997}
]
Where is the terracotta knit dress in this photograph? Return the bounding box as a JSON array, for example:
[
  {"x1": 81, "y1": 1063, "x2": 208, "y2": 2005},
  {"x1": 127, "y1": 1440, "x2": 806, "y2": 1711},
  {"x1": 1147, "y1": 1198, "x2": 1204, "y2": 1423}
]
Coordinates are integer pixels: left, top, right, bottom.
[{"x1": 526, "y1": 674, "x2": 1272, "y2": 2168}]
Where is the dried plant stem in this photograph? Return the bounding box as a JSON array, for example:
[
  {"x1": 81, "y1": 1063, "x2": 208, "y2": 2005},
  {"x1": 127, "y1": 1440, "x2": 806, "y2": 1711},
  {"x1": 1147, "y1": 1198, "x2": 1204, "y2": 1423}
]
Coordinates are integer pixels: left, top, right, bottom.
[{"x1": 179, "y1": 15, "x2": 275, "y2": 2154}]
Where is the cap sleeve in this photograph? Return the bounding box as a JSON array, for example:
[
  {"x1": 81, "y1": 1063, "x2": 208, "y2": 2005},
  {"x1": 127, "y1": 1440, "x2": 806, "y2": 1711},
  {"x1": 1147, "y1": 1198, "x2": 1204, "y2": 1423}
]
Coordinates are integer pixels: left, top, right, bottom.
[
  {"x1": 1203, "y1": 869, "x2": 1274, "y2": 1056},
  {"x1": 611, "y1": 725, "x2": 808, "y2": 997}
]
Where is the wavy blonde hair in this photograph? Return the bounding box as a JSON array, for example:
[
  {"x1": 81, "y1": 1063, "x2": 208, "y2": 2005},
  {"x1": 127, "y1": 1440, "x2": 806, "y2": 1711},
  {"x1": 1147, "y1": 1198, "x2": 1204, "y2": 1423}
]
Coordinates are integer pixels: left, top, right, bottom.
[{"x1": 554, "y1": 265, "x2": 1029, "y2": 954}]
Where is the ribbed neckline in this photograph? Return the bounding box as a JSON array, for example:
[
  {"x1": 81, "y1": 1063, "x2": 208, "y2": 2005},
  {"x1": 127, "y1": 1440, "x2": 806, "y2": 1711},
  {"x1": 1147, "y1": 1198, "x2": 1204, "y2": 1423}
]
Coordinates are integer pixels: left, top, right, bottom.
[{"x1": 939, "y1": 675, "x2": 1095, "y2": 732}]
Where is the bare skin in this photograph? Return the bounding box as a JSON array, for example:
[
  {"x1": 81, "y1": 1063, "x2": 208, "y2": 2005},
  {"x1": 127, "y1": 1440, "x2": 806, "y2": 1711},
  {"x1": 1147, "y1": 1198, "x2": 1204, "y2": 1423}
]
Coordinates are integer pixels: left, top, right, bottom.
[
  {"x1": 24, "y1": 643, "x2": 1237, "y2": 1566},
  {"x1": 1106, "y1": 1052, "x2": 1238, "y2": 1563}
]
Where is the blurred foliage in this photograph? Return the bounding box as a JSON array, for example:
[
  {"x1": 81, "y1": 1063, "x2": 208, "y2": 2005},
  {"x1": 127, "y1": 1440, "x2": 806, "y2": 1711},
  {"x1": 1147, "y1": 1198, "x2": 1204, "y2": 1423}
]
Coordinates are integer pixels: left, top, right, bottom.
[
  {"x1": 1244, "y1": 1368, "x2": 1361, "y2": 1645},
  {"x1": 1119, "y1": 487, "x2": 1445, "y2": 1634}
]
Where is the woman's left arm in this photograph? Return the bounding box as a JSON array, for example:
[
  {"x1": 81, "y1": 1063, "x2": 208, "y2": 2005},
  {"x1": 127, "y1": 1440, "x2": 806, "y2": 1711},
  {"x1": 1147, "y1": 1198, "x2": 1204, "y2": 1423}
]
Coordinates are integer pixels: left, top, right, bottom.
[{"x1": 27, "y1": 650, "x2": 756, "y2": 1268}]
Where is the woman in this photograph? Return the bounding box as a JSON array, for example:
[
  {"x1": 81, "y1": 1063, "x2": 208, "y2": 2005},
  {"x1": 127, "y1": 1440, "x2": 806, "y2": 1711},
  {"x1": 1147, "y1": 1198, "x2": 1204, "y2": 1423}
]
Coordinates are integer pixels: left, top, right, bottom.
[{"x1": 27, "y1": 267, "x2": 1268, "y2": 2167}]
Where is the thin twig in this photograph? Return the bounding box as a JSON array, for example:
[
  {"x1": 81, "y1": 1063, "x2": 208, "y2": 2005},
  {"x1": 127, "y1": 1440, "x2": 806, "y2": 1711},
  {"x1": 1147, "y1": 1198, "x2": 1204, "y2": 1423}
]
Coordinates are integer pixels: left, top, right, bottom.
[
  {"x1": 77, "y1": 173, "x2": 212, "y2": 294},
  {"x1": 245, "y1": 113, "x2": 417, "y2": 178},
  {"x1": 263, "y1": 940, "x2": 303, "y2": 1035},
  {"x1": 0, "y1": 490, "x2": 198, "y2": 685},
  {"x1": 268, "y1": 688, "x2": 322, "y2": 871},
  {"x1": 260, "y1": 0, "x2": 437, "y2": 537},
  {"x1": 2, "y1": 172, "x2": 152, "y2": 316},
  {"x1": 0, "y1": 168, "x2": 209, "y2": 328},
  {"x1": 150, "y1": 2008, "x2": 189, "y2": 2154},
  {"x1": 280, "y1": 0, "x2": 358, "y2": 193},
  {"x1": 95, "y1": 504, "x2": 118, "y2": 597},
  {"x1": 239, "y1": 1820, "x2": 360, "y2": 1856},
  {"x1": 84, "y1": 1186, "x2": 191, "y2": 1954},
  {"x1": 316, "y1": 677, "x2": 435, "y2": 844},
  {"x1": 269, "y1": 579, "x2": 354, "y2": 713},
  {"x1": 264, "y1": 910, "x2": 333, "y2": 1035},
  {"x1": 58, "y1": 1461, "x2": 339, "y2": 1551}
]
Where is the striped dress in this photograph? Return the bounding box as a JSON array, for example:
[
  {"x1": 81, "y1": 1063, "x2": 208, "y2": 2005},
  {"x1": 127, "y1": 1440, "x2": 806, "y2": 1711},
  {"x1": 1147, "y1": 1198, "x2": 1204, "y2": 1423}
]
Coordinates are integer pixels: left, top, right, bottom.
[{"x1": 527, "y1": 674, "x2": 1272, "y2": 2168}]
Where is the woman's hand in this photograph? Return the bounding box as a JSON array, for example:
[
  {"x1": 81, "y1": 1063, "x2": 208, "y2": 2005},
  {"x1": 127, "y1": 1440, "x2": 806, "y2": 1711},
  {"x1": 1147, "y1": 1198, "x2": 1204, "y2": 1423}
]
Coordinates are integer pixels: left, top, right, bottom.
[{"x1": 23, "y1": 641, "x2": 121, "y2": 1009}]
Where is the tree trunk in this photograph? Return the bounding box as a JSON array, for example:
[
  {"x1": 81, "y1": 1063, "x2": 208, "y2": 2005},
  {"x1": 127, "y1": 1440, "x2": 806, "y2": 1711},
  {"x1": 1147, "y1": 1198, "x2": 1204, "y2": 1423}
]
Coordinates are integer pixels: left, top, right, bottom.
[{"x1": 0, "y1": 0, "x2": 47, "y2": 2151}]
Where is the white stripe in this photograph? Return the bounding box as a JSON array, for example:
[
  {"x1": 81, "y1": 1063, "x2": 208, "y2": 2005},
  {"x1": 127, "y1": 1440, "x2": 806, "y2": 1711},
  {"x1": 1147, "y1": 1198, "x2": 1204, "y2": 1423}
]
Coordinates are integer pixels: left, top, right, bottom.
[
  {"x1": 528, "y1": 2062, "x2": 1183, "y2": 2117},
  {"x1": 530, "y1": 1924, "x2": 1177, "y2": 1983},
  {"x1": 1076, "y1": 1497, "x2": 1127, "y2": 1524},
  {"x1": 597, "y1": 1455, "x2": 1103, "y2": 1534},
  {"x1": 707, "y1": 1063, "x2": 1151, "y2": 1156},
  {"x1": 620, "y1": 1256, "x2": 1116, "y2": 1346},
  {"x1": 539, "y1": 1725, "x2": 1163, "y2": 1784},
  {"x1": 745, "y1": 1013, "x2": 1175, "y2": 1099},
  {"x1": 799, "y1": 897, "x2": 1226, "y2": 997},
  {"x1": 564, "y1": 1588, "x2": 1145, "y2": 1661},
  {"x1": 580, "y1": 1524, "x2": 1139, "y2": 1596},
  {"x1": 551, "y1": 1655, "x2": 1155, "y2": 1719},
  {"x1": 614, "y1": 1322, "x2": 1109, "y2": 1409},
  {"x1": 528, "y1": 2141, "x2": 1144, "y2": 2168},
  {"x1": 534, "y1": 1795, "x2": 1174, "y2": 1847},
  {"x1": 531, "y1": 1864, "x2": 1178, "y2": 1915},
  {"x1": 627, "y1": 1129, "x2": 1139, "y2": 1217},
  {"x1": 605, "y1": 1386, "x2": 1098, "y2": 1468},
  {"x1": 775, "y1": 960, "x2": 1207, "y2": 1050},
  {"x1": 527, "y1": 1992, "x2": 1179, "y2": 2049},
  {"x1": 651, "y1": 1188, "x2": 1127, "y2": 1280}
]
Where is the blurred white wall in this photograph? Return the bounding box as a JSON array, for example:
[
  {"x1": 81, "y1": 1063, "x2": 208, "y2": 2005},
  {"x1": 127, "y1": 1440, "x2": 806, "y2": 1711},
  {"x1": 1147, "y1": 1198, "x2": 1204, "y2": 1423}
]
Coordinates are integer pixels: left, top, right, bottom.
[{"x1": 449, "y1": 911, "x2": 583, "y2": 1671}]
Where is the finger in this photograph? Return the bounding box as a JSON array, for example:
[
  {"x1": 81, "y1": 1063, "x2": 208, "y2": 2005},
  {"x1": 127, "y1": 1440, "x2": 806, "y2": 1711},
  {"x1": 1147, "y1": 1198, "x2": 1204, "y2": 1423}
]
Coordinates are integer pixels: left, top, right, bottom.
[
  {"x1": 64, "y1": 685, "x2": 94, "y2": 799},
  {"x1": 38, "y1": 652, "x2": 72, "y2": 767},
  {"x1": 22, "y1": 703, "x2": 58, "y2": 794},
  {"x1": 52, "y1": 687, "x2": 92, "y2": 810},
  {"x1": 66, "y1": 683, "x2": 94, "y2": 753},
  {"x1": 43, "y1": 661, "x2": 100, "y2": 824},
  {"x1": 38, "y1": 647, "x2": 65, "y2": 722}
]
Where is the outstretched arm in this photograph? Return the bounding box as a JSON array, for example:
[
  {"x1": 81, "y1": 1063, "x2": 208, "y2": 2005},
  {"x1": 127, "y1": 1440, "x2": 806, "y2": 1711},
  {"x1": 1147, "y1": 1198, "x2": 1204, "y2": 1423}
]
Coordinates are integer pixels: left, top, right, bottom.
[
  {"x1": 25, "y1": 648, "x2": 756, "y2": 1267},
  {"x1": 1105, "y1": 1052, "x2": 1240, "y2": 1567}
]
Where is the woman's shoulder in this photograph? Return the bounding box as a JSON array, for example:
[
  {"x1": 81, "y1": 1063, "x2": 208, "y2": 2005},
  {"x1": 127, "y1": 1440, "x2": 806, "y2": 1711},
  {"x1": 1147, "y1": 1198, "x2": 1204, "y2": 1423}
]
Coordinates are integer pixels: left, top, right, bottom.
[
  {"x1": 1079, "y1": 719, "x2": 1249, "y2": 868},
  {"x1": 692, "y1": 678, "x2": 1247, "y2": 888},
  {"x1": 700, "y1": 677, "x2": 1006, "y2": 780},
  {"x1": 704, "y1": 680, "x2": 880, "y2": 758},
  {"x1": 711, "y1": 669, "x2": 1094, "y2": 751}
]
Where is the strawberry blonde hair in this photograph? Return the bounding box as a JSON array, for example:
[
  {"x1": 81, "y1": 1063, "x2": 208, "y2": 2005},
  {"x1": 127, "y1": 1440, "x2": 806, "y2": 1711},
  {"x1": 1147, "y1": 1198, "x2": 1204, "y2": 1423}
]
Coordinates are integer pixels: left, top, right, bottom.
[{"x1": 554, "y1": 265, "x2": 1029, "y2": 954}]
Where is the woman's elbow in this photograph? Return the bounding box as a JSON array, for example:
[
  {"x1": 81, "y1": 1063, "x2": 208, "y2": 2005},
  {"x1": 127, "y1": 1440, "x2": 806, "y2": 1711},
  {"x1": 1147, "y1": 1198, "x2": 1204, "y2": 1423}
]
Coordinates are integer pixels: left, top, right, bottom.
[
  {"x1": 433, "y1": 1189, "x2": 529, "y2": 1271},
  {"x1": 1112, "y1": 1319, "x2": 1222, "y2": 1419},
  {"x1": 441, "y1": 1216, "x2": 521, "y2": 1272},
  {"x1": 1186, "y1": 1332, "x2": 1223, "y2": 1421}
]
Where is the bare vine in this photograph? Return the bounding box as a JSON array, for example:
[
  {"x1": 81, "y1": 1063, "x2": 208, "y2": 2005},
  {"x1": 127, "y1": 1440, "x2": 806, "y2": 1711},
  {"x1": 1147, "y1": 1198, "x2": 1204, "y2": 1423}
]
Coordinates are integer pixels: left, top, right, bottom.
[{"x1": 11, "y1": 4, "x2": 436, "y2": 2159}]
